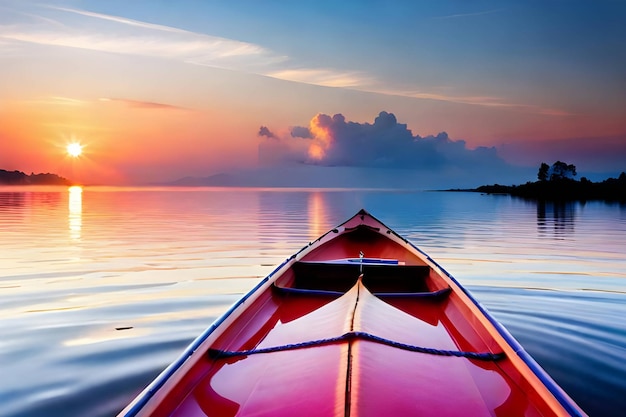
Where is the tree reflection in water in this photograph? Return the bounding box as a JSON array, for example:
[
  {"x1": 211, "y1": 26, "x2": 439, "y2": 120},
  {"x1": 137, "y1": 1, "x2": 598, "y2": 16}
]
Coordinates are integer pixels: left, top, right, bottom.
[{"x1": 536, "y1": 201, "x2": 576, "y2": 237}]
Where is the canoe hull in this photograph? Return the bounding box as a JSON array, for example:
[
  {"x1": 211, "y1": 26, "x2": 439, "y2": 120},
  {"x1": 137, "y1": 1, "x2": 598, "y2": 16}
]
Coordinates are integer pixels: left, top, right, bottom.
[{"x1": 119, "y1": 210, "x2": 586, "y2": 417}]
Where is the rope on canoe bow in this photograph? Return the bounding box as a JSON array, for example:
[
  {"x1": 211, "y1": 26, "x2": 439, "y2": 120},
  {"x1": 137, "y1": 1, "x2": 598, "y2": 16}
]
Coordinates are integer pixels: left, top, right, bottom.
[{"x1": 207, "y1": 331, "x2": 504, "y2": 361}]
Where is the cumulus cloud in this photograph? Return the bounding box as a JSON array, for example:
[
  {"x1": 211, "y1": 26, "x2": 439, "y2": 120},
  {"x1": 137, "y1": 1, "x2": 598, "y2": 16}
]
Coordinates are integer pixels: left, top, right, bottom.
[{"x1": 259, "y1": 111, "x2": 507, "y2": 173}]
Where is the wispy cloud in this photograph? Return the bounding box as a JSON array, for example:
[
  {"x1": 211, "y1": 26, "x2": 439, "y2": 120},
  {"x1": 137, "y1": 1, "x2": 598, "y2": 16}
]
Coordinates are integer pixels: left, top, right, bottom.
[
  {"x1": 433, "y1": 9, "x2": 503, "y2": 20},
  {"x1": 1, "y1": 6, "x2": 363, "y2": 88},
  {"x1": 21, "y1": 96, "x2": 86, "y2": 106},
  {"x1": 360, "y1": 87, "x2": 572, "y2": 116},
  {"x1": 0, "y1": 4, "x2": 566, "y2": 116},
  {"x1": 0, "y1": 6, "x2": 366, "y2": 87},
  {"x1": 99, "y1": 98, "x2": 188, "y2": 110},
  {"x1": 20, "y1": 95, "x2": 187, "y2": 110},
  {"x1": 0, "y1": 5, "x2": 282, "y2": 71},
  {"x1": 48, "y1": 6, "x2": 190, "y2": 34},
  {"x1": 266, "y1": 68, "x2": 372, "y2": 88}
]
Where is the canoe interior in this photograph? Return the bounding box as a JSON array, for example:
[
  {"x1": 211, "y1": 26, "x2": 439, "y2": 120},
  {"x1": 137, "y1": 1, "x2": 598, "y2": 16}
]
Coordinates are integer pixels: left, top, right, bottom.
[
  {"x1": 283, "y1": 262, "x2": 433, "y2": 293},
  {"x1": 125, "y1": 217, "x2": 583, "y2": 417}
]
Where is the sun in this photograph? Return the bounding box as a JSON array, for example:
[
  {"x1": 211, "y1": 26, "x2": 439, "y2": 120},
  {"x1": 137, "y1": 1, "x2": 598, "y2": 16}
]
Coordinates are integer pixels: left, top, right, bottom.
[{"x1": 67, "y1": 142, "x2": 83, "y2": 158}]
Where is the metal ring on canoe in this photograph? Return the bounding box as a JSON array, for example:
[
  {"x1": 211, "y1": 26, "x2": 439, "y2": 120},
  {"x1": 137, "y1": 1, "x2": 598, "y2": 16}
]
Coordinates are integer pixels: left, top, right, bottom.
[{"x1": 207, "y1": 331, "x2": 505, "y2": 361}]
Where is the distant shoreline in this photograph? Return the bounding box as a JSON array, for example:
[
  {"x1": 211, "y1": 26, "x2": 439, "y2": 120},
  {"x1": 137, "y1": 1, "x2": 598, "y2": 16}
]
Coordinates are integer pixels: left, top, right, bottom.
[
  {"x1": 0, "y1": 169, "x2": 72, "y2": 186},
  {"x1": 3, "y1": 166, "x2": 625, "y2": 201},
  {"x1": 447, "y1": 172, "x2": 626, "y2": 202}
]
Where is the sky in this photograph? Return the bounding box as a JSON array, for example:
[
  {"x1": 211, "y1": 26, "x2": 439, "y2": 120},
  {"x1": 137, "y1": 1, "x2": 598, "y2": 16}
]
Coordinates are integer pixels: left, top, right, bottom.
[{"x1": 1, "y1": 0, "x2": 625, "y2": 187}]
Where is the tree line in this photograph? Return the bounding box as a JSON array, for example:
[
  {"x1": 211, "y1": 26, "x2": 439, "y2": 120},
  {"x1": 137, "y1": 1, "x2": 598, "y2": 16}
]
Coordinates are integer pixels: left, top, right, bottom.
[
  {"x1": 476, "y1": 161, "x2": 626, "y2": 202},
  {"x1": 0, "y1": 169, "x2": 71, "y2": 185}
]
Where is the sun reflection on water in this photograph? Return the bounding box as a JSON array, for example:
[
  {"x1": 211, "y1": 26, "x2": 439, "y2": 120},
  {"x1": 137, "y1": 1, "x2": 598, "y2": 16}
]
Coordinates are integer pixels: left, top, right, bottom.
[
  {"x1": 308, "y1": 191, "x2": 327, "y2": 239},
  {"x1": 68, "y1": 186, "x2": 82, "y2": 240}
]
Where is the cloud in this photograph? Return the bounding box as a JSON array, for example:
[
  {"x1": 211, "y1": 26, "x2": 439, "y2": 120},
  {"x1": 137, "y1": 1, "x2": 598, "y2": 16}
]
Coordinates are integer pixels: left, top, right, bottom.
[
  {"x1": 259, "y1": 111, "x2": 509, "y2": 174},
  {"x1": 266, "y1": 68, "x2": 372, "y2": 88},
  {"x1": 433, "y1": 9, "x2": 504, "y2": 20},
  {"x1": 19, "y1": 96, "x2": 186, "y2": 110},
  {"x1": 0, "y1": 5, "x2": 377, "y2": 92},
  {"x1": 99, "y1": 98, "x2": 187, "y2": 110},
  {"x1": 367, "y1": 88, "x2": 572, "y2": 116},
  {"x1": 21, "y1": 96, "x2": 86, "y2": 106},
  {"x1": 0, "y1": 5, "x2": 284, "y2": 72},
  {"x1": 0, "y1": 4, "x2": 568, "y2": 115},
  {"x1": 258, "y1": 126, "x2": 276, "y2": 139},
  {"x1": 48, "y1": 6, "x2": 190, "y2": 34},
  {"x1": 290, "y1": 126, "x2": 312, "y2": 139},
  {"x1": 0, "y1": 5, "x2": 370, "y2": 91}
]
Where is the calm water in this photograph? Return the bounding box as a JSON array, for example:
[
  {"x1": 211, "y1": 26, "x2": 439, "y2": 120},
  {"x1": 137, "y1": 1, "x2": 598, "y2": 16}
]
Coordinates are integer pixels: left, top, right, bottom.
[{"x1": 1, "y1": 186, "x2": 625, "y2": 417}]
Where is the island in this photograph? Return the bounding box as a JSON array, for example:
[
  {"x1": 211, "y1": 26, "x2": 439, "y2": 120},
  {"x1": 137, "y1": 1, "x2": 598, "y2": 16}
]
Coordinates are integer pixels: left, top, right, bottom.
[
  {"x1": 467, "y1": 162, "x2": 626, "y2": 202},
  {"x1": 0, "y1": 169, "x2": 72, "y2": 186}
]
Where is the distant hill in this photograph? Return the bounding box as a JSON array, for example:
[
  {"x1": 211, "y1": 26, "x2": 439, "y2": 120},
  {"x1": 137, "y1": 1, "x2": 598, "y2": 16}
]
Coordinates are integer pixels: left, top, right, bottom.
[{"x1": 0, "y1": 169, "x2": 72, "y2": 186}]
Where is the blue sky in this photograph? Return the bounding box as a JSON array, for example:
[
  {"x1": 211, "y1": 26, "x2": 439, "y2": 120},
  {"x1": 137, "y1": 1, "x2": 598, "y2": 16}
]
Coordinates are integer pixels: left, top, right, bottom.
[{"x1": 1, "y1": 0, "x2": 624, "y2": 185}]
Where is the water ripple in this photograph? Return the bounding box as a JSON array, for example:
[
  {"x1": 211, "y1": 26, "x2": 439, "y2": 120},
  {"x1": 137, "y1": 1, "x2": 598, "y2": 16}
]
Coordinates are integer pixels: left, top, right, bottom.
[{"x1": 1, "y1": 188, "x2": 624, "y2": 416}]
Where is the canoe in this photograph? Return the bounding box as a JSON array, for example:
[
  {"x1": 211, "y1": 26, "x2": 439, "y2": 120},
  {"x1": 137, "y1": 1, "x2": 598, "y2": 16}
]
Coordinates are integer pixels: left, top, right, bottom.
[{"x1": 119, "y1": 209, "x2": 586, "y2": 417}]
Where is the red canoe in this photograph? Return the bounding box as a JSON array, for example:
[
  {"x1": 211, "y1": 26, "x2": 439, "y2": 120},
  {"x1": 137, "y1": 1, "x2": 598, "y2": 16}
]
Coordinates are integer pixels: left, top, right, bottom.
[{"x1": 119, "y1": 210, "x2": 586, "y2": 417}]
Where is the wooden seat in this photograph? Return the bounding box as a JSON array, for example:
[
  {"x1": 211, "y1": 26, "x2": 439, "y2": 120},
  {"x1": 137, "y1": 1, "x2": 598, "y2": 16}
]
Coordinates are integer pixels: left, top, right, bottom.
[{"x1": 286, "y1": 261, "x2": 434, "y2": 294}]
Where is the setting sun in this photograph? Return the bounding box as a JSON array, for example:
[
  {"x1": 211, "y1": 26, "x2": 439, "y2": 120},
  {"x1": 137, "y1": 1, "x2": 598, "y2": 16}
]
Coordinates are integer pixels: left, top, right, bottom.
[{"x1": 67, "y1": 142, "x2": 83, "y2": 158}]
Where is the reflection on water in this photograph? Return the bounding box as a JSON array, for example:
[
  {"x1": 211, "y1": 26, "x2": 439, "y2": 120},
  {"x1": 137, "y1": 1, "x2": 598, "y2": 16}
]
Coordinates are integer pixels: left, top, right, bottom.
[
  {"x1": 0, "y1": 191, "x2": 25, "y2": 209},
  {"x1": 307, "y1": 192, "x2": 327, "y2": 240},
  {"x1": 68, "y1": 186, "x2": 82, "y2": 240},
  {"x1": 0, "y1": 188, "x2": 62, "y2": 212},
  {"x1": 0, "y1": 187, "x2": 624, "y2": 417},
  {"x1": 537, "y1": 201, "x2": 576, "y2": 237}
]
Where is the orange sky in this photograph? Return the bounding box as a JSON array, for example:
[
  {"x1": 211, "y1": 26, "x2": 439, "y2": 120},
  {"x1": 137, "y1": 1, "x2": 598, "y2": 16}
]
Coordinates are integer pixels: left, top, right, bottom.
[{"x1": 1, "y1": 95, "x2": 260, "y2": 184}]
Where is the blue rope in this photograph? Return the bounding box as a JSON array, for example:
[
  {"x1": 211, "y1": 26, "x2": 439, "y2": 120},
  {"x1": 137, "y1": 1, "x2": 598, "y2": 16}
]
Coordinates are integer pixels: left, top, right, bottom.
[{"x1": 207, "y1": 331, "x2": 504, "y2": 361}]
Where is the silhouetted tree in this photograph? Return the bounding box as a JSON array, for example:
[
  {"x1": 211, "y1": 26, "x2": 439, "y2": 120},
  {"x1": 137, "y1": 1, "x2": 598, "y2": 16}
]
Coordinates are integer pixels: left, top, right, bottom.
[
  {"x1": 549, "y1": 161, "x2": 576, "y2": 181},
  {"x1": 538, "y1": 163, "x2": 549, "y2": 182}
]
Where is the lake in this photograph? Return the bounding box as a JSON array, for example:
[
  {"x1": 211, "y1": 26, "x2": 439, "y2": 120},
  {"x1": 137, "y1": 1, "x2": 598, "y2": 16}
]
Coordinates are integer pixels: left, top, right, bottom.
[{"x1": 1, "y1": 186, "x2": 625, "y2": 417}]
